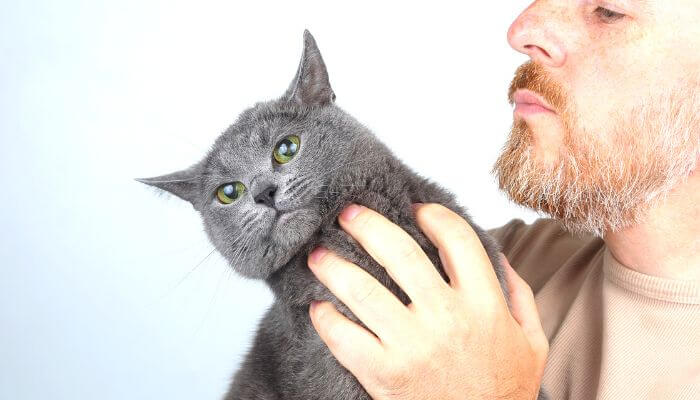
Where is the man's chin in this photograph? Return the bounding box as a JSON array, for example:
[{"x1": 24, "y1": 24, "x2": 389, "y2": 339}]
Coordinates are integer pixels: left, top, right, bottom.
[
  {"x1": 515, "y1": 115, "x2": 569, "y2": 164},
  {"x1": 492, "y1": 123, "x2": 669, "y2": 237},
  {"x1": 492, "y1": 120, "x2": 609, "y2": 236}
]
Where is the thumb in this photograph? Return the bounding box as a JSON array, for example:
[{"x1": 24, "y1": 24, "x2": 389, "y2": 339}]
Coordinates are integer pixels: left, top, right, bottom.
[{"x1": 500, "y1": 253, "x2": 549, "y2": 367}]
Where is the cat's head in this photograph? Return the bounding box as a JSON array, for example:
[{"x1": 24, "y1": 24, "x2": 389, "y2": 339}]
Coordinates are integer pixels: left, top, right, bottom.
[{"x1": 138, "y1": 31, "x2": 385, "y2": 279}]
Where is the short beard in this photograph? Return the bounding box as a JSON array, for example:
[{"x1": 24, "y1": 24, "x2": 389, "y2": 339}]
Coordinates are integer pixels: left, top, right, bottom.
[{"x1": 492, "y1": 62, "x2": 700, "y2": 237}]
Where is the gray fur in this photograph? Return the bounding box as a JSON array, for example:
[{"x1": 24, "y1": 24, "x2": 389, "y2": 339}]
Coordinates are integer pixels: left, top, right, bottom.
[{"x1": 139, "y1": 30, "x2": 546, "y2": 400}]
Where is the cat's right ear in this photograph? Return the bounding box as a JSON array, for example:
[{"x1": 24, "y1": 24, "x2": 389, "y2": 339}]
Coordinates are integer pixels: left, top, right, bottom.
[
  {"x1": 283, "y1": 30, "x2": 336, "y2": 107},
  {"x1": 136, "y1": 163, "x2": 202, "y2": 209}
]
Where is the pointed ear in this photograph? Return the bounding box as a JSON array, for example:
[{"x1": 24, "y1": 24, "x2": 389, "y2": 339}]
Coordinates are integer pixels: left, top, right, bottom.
[
  {"x1": 136, "y1": 162, "x2": 202, "y2": 208},
  {"x1": 283, "y1": 30, "x2": 336, "y2": 107}
]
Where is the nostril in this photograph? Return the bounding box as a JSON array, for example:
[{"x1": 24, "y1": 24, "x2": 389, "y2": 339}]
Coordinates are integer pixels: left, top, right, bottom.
[
  {"x1": 524, "y1": 44, "x2": 551, "y2": 60},
  {"x1": 254, "y1": 185, "x2": 278, "y2": 207}
]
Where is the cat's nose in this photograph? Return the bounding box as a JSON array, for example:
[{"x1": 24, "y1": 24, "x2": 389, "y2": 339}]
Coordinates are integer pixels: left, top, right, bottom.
[{"x1": 254, "y1": 185, "x2": 278, "y2": 208}]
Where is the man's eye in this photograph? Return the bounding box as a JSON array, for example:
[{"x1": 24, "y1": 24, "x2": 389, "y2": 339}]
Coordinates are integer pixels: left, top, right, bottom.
[{"x1": 594, "y1": 6, "x2": 626, "y2": 23}]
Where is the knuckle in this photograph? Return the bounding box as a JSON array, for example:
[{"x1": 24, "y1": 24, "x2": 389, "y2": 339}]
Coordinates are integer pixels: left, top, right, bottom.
[
  {"x1": 321, "y1": 253, "x2": 344, "y2": 274},
  {"x1": 321, "y1": 317, "x2": 343, "y2": 347},
  {"x1": 446, "y1": 223, "x2": 478, "y2": 246},
  {"x1": 417, "y1": 204, "x2": 479, "y2": 243},
  {"x1": 422, "y1": 202, "x2": 449, "y2": 216},
  {"x1": 484, "y1": 299, "x2": 508, "y2": 320},
  {"x1": 349, "y1": 275, "x2": 381, "y2": 305},
  {"x1": 352, "y1": 207, "x2": 374, "y2": 231},
  {"x1": 378, "y1": 361, "x2": 415, "y2": 391},
  {"x1": 517, "y1": 281, "x2": 537, "y2": 305},
  {"x1": 525, "y1": 285, "x2": 536, "y2": 302},
  {"x1": 435, "y1": 297, "x2": 467, "y2": 332},
  {"x1": 396, "y1": 241, "x2": 425, "y2": 264},
  {"x1": 510, "y1": 276, "x2": 534, "y2": 299},
  {"x1": 414, "y1": 203, "x2": 445, "y2": 223}
]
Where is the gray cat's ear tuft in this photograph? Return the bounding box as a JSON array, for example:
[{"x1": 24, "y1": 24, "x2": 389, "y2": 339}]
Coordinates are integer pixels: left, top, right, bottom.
[
  {"x1": 136, "y1": 163, "x2": 202, "y2": 208},
  {"x1": 283, "y1": 30, "x2": 336, "y2": 107}
]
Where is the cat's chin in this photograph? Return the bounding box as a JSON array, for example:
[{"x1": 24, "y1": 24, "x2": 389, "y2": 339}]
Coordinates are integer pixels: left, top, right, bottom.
[
  {"x1": 254, "y1": 207, "x2": 319, "y2": 271},
  {"x1": 269, "y1": 207, "x2": 320, "y2": 250}
]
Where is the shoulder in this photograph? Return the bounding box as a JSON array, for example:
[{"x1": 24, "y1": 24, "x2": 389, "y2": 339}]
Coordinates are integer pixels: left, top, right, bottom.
[
  {"x1": 487, "y1": 218, "x2": 587, "y2": 257},
  {"x1": 488, "y1": 218, "x2": 604, "y2": 293}
]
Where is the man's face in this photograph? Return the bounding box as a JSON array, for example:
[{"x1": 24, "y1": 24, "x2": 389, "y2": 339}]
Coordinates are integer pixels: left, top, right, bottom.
[{"x1": 493, "y1": 0, "x2": 700, "y2": 236}]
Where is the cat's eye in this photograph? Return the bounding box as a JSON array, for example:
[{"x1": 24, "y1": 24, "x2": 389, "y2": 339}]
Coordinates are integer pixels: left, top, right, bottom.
[
  {"x1": 216, "y1": 182, "x2": 246, "y2": 204},
  {"x1": 273, "y1": 135, "x2": 300, "y2": 164}
]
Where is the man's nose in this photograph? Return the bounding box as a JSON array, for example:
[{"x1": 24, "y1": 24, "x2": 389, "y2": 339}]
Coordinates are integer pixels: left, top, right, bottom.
[{"x1": 507, "y1": 3, "x2": 566, "y2": 68}]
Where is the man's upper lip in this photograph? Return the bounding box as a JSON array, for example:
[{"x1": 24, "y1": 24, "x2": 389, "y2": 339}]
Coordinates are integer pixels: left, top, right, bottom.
[{"x1": 512, "y1": 89, "x2": 556, "y2": 113}]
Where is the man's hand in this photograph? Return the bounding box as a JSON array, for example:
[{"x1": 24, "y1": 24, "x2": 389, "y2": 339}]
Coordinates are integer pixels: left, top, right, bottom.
[{"x1": 307, "y1": 203, "x2": 548, "y2": 400}]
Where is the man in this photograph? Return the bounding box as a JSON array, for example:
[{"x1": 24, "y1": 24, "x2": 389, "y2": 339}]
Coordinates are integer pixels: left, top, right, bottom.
[{"x1": 306, "y1": 1, "x2": 699, "y2": 399}]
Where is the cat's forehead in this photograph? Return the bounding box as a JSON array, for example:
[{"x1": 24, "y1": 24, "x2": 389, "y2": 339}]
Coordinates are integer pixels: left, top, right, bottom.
[
  {"x1": 203, "y1": 101, "x2": 345, "y2": 176},
  {"x1": 204, "y1": 104, "x2": 297, "y2": 168},
  {"x1": 207, "y1": 129, "x2": 267, "y2": 172}
]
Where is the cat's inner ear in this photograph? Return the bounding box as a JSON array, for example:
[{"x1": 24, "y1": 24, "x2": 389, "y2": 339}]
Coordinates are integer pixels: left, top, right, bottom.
[
  {"x1": 283, "y1": 30, "x2": 336, "y2": 107},
  {"x1": 136, "y1": 163, "x2": 202, "y2": 207}
]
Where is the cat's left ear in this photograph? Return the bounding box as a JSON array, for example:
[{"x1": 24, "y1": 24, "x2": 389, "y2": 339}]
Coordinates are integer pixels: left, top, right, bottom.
[
  {"x1": 136, "y1": 162, "x2": 203, "y2": 209},
  {"x1": 283, "y1": 30, "x2": 336, "y2": 107}
]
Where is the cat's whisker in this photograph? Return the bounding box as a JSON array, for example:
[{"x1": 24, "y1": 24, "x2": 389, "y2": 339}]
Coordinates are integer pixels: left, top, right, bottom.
[
  {"x1": 227, "y1": 236, "x2": 253, "y2": 266},
  {"x1": 219, "y1": 232, "x2": 255, "y2": 269},
  {"x1": 224, "y1": 228, "x2": 254, "y2": 260},
  {"x1": 189, "y1": 265, "x2": 230, "y2": 341},
  {"x1": 296, "y1": 180, "x2": 374, "y2": 192},
  {"x1": 156, "y1": 246, "x2": 218, "y2": 301},
  {"x1": 156, "y1": 212, "x2": 262, "y2": 301},
  {"x1": 216, "y1": 211, "x2": 261, "y2": 247},
  {"x1": 178, "y1": 248, "x2": 217, "y2": 285},
  {"x1": 209, "y1": 209, "x2": 271, "y2": 272},
  {"x1": 225, "y1": 225, "x2": 261, "y2": 268}
]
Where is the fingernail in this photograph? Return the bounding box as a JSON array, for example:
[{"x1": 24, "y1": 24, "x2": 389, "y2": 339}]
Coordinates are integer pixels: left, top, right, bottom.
[
  {"x1": 340, "y1": 204, "x2": 363, "y2": 222},
  {"x1": 309, "y1": 246, "x2": 328, "y2": 266},
  {"x1": 411, "y1": 202, "x2": 424, "y2": 212}
]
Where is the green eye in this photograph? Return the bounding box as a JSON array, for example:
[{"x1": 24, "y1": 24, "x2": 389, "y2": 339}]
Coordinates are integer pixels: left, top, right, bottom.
[
  {"x1": 273, "y1": 135, "x2": 300, "y2": 164},
  {"x1": 216, "y1": 182, "x2": 246, "y2": 204}
]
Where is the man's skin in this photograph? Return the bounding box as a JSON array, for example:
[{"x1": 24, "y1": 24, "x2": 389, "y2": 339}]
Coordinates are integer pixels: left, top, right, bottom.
[{"x1": 306, "y1": 1, "x2": 700, "y2": 399}]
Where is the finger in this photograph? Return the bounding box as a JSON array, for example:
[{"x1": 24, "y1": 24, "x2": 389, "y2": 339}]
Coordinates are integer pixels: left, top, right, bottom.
[
  {"x1": 501, "y1": 255, "x2": 549, "y2": 365},
  {"x1": 308, "y1": 247, "x2": 412, "y2": 343},
  {"x1": 309, "y1": 301, "x2": 385, "y2": 385},
  {"x1": 337, "y1": 204, "x2": 450, "y2": 307},
  {"x1": 414, "y1": 203, "x2": 505, "y2": 307}
]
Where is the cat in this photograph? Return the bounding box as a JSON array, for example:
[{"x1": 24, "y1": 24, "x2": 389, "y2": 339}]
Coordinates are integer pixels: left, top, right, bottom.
[{"x1": 139, "y1": 30, "x2": 546, "y2": 400}]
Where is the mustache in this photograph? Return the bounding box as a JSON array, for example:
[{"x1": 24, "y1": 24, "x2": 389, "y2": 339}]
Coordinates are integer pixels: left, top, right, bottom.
[{"x1": 508, "y1": 61, "x2": 567, "y2": 112}]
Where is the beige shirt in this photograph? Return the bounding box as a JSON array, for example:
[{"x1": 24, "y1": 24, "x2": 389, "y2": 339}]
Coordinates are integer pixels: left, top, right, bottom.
[{"x1": 488, "y1": 219, "x2": 700, "y2": 400}]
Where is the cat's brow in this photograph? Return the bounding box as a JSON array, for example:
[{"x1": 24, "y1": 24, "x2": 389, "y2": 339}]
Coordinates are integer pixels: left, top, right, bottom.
[{"x1": 256, "y1": 129, "x2": 269, "y2": 147}]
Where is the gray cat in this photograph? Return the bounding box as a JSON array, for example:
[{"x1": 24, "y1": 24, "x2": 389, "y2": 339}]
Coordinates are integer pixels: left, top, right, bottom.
[{"x1": 139, "y1": 31, "x2": 546, "y2": 400}]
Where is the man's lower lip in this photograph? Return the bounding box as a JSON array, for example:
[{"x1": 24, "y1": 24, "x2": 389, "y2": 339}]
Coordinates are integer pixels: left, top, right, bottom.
[{"x1": 514, "y1": 103, "x2": 555, "y2": 115}]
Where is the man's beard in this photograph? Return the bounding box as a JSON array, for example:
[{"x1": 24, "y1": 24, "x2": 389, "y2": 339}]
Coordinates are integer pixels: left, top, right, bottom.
[{"x1": 492, "y1": 61, "x2": 700, "y2": 237}]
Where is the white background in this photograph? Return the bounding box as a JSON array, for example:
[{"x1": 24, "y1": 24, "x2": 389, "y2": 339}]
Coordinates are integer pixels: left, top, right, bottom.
[{"x1": 0, "y1": 1, "x2": 540, "y2": 399}]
